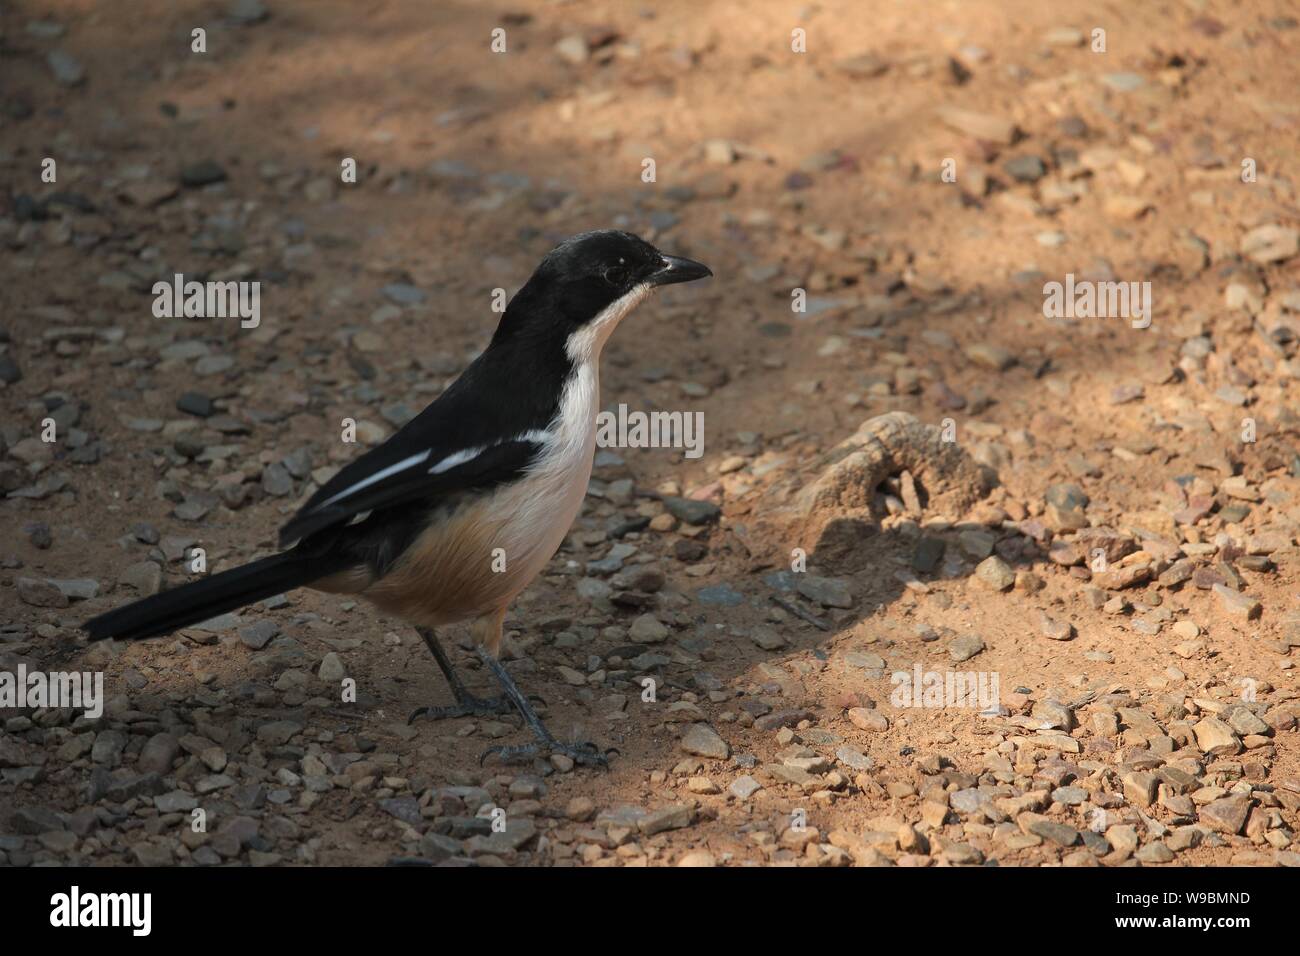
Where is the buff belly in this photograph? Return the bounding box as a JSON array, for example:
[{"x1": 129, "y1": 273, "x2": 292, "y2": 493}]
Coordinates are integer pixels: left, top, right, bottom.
[{"x1": 312, "y1": 446, "x2": 594, "y2": 653}]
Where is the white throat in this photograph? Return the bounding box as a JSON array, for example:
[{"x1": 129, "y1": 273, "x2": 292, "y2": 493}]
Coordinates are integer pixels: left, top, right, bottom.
[{"x1": 563, "y1": 283, "x2": 652, "y2": 366}]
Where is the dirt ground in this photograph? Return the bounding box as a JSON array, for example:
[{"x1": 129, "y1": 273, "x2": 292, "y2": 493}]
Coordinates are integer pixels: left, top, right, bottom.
[{"x1": 2, "y1": 0, "x2": 1300, "y2": 867}]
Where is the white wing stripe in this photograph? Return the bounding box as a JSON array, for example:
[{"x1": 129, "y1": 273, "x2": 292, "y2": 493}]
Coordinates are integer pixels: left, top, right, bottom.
[
  {"x1": 318, "y1": 450, "x2": 431, "y2": 507},
  {"x1": 427, "y1": 430, "x2": 553, "y2": 476},
  {"x1": 320, "y1": 429, "x2": 556, "y2": 508},
  {"x1": 429, "y1": 446, "x2": 484, "y2": 475}
]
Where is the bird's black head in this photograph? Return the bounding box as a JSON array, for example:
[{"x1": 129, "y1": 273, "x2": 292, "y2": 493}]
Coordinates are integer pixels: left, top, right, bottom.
[{"x1": 495, "y1": 230, "x2": 712, "y2": 356}]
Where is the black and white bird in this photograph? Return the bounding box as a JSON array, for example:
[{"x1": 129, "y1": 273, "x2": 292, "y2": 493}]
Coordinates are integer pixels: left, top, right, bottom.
[{"x1": 84, "y1": 230, "x2": 712, "y2": 767}]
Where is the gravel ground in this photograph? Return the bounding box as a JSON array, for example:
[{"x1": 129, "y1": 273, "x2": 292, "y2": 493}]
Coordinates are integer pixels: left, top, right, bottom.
[{"x1": 2, "y1": 0, "x2": 1299, "y2": 867}]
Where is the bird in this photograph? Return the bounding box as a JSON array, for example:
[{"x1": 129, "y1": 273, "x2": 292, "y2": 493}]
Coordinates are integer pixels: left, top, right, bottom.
[{"x1": 83, "y1": 229, "x2": 713, "y2": 768}]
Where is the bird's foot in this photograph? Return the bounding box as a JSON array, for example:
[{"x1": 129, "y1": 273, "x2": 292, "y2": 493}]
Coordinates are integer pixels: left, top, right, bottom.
[
  {"x1": 411, "y1": 629, "x2": 548, "y2": 726},
  {"x1": 479, "y1": 737, "x2": 613, "y2": 769},
  {"x1": 470, "y1": 646, "x2": 612, "y2": 769},
  {"x1": 408, "y1": 692, "x2": 516, "y2": 725}
]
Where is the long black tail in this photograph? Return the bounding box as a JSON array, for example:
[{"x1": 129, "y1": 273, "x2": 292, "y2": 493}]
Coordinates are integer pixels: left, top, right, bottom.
[{"x1": 83, "y1": 552, "x2": 325, "y2": 642}]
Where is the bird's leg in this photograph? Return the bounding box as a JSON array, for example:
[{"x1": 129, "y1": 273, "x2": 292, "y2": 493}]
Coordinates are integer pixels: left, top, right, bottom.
[
  {"x1": 408, "y1": 627, "x2": 517, "y2": 724},
  {"x1": 474, "y1": 646, "x2": 611, "y2": 769}
]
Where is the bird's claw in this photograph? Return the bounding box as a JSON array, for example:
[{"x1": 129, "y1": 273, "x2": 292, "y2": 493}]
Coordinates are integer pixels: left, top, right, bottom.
[
  {"x1": 479, "y1": 739, "x2": 612, "y2": 769},
  {"x1": 408, "y1": 694, "x2": 520, "y2": 726}
]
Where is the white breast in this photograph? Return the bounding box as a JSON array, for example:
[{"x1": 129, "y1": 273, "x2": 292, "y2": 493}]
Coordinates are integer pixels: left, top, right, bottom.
[
  {"x1": 490, "y1": 283, "x2": 652, "y2": 601},
  {"x1": 495, "y1": 361, "x2": 594, "y2": 553}
]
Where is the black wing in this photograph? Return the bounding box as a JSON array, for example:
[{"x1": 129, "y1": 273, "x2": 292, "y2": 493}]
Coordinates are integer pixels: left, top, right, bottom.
[
  {"x1": 280, "y1": 436, "x2": 544, "y2": 547},
  {"x1": 280, "y1": 329, "x2": 575, "y2": 548}
]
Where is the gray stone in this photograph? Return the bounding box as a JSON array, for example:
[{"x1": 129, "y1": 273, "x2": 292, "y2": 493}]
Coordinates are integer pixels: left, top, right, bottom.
[
  {"x1": 1101, "y1": 72, "x2": 1146, "y2": 92},
  {"x1": 966, "y1": 343, "x2": 1015, "y2": 371},
  {"x1": 1213, "y1": 584, "x2": 1260, "y2": 620},
  {"x1": 238, "y1": 619, "x2": 279, "y2": 650},
  {"x1": 138, "y1": 733, "x2": 181, "y2": 775},
  {"x1": 91, "y1": 731, "x2": 126, "y2": 767},
  {"x1": 844, "y1": 651, "x2": 886, "y2": 671},
  {"x1": 948, "y1": 633, "x2": 985, "y2": 662},
  {"x1": 1003, "y1": 155, "x2": 1046, "y2": 182},
  {"x1": 950, "y1": 788, "x2": 988, "y2": 815},
  {"x1": 180, "y1": 160, "x2": 228, "y2": 188},
  {"x1": 835, "y1": 745, "x2": 874, "y2": 772},
  {"x1": 696, "y1": 585, "x2": 744, "y2": 607},
  {"x1": 974, "y1": 556, "x2": 1015, "y2": 591},
  {"x1": 378, "y1": 797, "x2": 422, "y2": 826},
  {"x1": 176, "y1": 392, "x2": 214, "y2": 417},
  {"x1": 1052, "y1": 786, "x2": 1088, "y2": 806},
  {"x1": 1241, "y1": 224, "x2": 1299, "y2": 264},
  {"x1": 1045, "y1": 483, "x2": 1088, "y2": 512},
  {"x1": 419, "y1": 831, "x2": 463, "y2": 862},
  {"x1": 638, "y1": 805, "x2": 694, "y2": 835},
  {"x1": 662, "y1": 496, "x2": 721, "y2": 525},
  {"x1": 1199, "y1": 796, "x2": 1251, "y2": 835},
  {"x1": 46, "y1": 50, "x2": 85, "y2": 86},
  {"x1": 154, "y1": 790, "x2": 198, "y2": 813},
  {"x1": 12, "y1": 807, "x2": 64, "y2": 834},
  {"x1": 749, "y1": 625, "x2": 787, "y2": 651},
  {"x1": 257, "y1": 720, "x2": 303, "y2": 746},
  {"x1": 132, "y1": 843, "x2": 174, "y2": 866},
  {"x1": 17, "y1": 577, "x2": 68, "y2": 608},
  {"x1": 681, "y1": 723, "x2": 730, "y2": 760},
  {"x1": 101, "y1": 770, "x2": 167, "y2": 803},
  {"x1": 318, "y1": 652, "x2": 345, "y2": 682},
  {"x1": 1040, "y1": 613, "x2": 1074, "y2": 641},
  {"x1": 1226, "y1": 707, "x2": 1269, "y2": 737},
  {"x1": 629, "y1": 613, "x2": 669, "y2": 644},
  {"x1": 1021, "y1": 813, "x2": 1080, "y2": 846},
  {"x1": 26, "y1": 20, "x2": 67, "y2": 38},
  {"x1": 382, "y1": 283, "x2": 427, "y2": 305},
  {"x1": 936, "y1": 106, "x2": 1018, "y2": 144},
  {"x1": 913, "y1": 536, "x2": 945, "y2": 573},
  {"x1": 796, "y1": 574, "x2": 854, "y2": 608},
  {"x1": 229, "y1": 0, "x2": 269, "y2": 24},
  {"x1": 1032, "y1": 699, "x2": 1075, "y2": 731},
  {"x1": 729, "y1": 775, "x2": 762, "y2": 800},
  {"x1": 51, "y1": 577, "x2": 99, "y2": 600},
  {"x1": 1135, "y1": 842, "x2": 1174, "y2": 863},
  {"x1": 120, "y1": 561, "x2": 162, "y2": 594},
  {"x1": 261, "y1": 462, "x2": 293, "y2": 497},
  {"x1": 466, "y1": 819, "x2": 536, "y2": 856}
]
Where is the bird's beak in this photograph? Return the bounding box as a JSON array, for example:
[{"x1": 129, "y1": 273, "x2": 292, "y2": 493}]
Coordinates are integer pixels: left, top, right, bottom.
[{"x1": 649, "y1": 254, "x2": 713, "y2": 287}]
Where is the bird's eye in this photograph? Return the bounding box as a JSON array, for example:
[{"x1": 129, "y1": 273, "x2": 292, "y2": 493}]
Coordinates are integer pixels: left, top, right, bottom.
[{"x1": 602, "y1": 266, "x2": 628, "y2": 286}]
